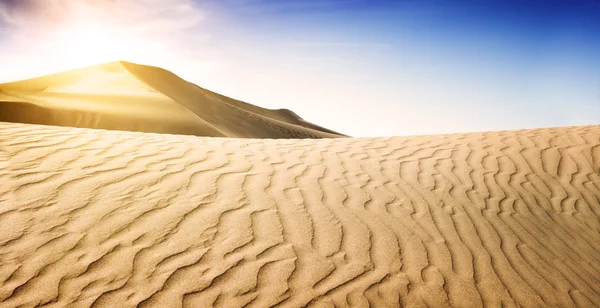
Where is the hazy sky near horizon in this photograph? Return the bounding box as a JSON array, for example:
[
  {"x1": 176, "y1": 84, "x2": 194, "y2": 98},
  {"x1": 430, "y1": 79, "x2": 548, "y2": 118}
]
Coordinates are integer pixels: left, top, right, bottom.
[{"x1": 0, "y1": 0, "x2": 599, "y2": 137}]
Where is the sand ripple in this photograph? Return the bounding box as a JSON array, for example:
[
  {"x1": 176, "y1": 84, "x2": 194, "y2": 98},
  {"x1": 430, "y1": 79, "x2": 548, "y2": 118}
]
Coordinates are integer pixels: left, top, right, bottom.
[{"x1": 1, "y1": 123, "x2": 599, "y2": 307}]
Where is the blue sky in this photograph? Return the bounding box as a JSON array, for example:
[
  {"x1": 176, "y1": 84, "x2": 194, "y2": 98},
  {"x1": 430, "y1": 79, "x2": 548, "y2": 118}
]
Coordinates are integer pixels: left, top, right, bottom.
[{"x1": 1, "y1": 0, "x2": 599, "y2": 136}]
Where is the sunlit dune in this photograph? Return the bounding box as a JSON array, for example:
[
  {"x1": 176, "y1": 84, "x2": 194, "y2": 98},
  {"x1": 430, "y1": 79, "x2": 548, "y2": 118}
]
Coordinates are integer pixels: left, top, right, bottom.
[
  {"x1": 0, "y1": 61, "x2": 344, "y2": 138},
  {"x1": 1, "y1": 122, "x2": 599, "y2": 307}
]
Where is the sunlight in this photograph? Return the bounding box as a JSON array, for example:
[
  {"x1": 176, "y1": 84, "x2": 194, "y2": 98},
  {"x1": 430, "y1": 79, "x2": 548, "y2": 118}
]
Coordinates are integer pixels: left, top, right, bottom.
[
  {"x1": 0, "y1": 18, "x2": 184, "y2": 83},
  {"x1": 55, "y1": 22, "x2": 130, "y2": 67},
  {"x1": 50, "y1": 20, "x2": 171, "y2": 73}
]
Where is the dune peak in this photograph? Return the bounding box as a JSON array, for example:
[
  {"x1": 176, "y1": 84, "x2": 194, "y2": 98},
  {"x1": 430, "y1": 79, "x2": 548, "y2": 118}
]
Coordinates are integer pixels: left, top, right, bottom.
[{"x1": 0, "y1": 62, "x2": 345, "y2": 138}]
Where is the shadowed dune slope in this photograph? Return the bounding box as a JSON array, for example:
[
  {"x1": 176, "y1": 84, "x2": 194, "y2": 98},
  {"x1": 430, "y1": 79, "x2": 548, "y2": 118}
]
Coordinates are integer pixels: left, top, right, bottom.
[
  {"x1": 1, "y1": 122, "x2": 600, "y2": 307},
  {"x1": 0, "y1": 62, "x2": 345, "y2": 138}
]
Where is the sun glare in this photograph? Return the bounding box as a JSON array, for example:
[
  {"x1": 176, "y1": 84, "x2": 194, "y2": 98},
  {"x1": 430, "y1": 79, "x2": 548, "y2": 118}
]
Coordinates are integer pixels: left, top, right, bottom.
[
  {"x1": 56, "y1": 23, "x2": 126, "y2": 67},
  {"x1": 0, "y1": 19, "x2": 178, "y2": 83},
  {"x1": 50, "y1": 21, "x2": 166, "y2": 73}
]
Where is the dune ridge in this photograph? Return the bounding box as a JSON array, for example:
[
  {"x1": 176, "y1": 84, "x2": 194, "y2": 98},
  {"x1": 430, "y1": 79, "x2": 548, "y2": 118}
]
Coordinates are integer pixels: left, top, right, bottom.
[
  {"x1": 0, "y1": 62, "x2": 345, "y2": 139},
  {"x1": 1, "y1": 122, "x2": 599, "y2": 307}
]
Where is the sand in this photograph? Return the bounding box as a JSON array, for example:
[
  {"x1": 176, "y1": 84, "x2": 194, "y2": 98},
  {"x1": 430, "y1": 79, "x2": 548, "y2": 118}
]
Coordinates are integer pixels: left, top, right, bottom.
[
  {"x1": 1, "y1": 121, "x2": 599, "y2": 307},
  {"x1": 0, "y1": 62, "x2": 344, "y2": 139}
]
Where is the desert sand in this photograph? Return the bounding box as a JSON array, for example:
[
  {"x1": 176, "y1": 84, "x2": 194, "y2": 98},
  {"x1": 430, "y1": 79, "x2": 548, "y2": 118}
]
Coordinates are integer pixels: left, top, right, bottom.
[
  {"x1": 0, "y1": 62, "x2": 344, "y2": 139},
  {"x1": 1, "y1": 121, "x2": 599, "y2": 307}
]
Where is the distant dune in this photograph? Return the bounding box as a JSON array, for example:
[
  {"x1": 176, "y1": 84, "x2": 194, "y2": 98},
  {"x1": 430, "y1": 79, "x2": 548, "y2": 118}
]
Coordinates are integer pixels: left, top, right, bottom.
[
  {"x1": 0, "y1": 62, "x2": 344, "y2": 138},
  {"x1": 1, "y1": 122, "x2": 599, "y2": 307}
]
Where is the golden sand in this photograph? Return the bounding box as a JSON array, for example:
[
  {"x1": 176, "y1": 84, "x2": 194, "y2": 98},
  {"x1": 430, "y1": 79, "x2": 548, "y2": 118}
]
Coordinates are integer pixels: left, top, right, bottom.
[{"x1": 1, "y1": 122, "x2": 599, "y2": 307}]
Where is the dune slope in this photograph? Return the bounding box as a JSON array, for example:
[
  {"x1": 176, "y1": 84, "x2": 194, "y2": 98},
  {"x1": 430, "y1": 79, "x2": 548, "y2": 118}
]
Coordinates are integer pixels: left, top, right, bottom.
[
  {"x1": 1, "y1": 122, "x2": 600, "y2": 307},
  {"x1": 0, "y1": 62, "x2": 344, "y2": 138}
]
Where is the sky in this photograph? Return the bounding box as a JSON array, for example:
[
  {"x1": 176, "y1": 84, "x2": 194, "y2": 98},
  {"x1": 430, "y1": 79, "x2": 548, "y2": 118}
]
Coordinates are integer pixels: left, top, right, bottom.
[{"x1": 0, "y1": 0, "x2": 599, "y2": 137}]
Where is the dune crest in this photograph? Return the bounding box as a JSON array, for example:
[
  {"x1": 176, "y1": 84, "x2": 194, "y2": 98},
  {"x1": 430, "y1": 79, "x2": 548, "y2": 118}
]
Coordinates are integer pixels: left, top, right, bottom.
[
  {"x1": 1, "y1": 122, "x2": 599, "y2": 307},
  {"x1": 0, "y1": 62, "x2": 345, "y2": 138}
]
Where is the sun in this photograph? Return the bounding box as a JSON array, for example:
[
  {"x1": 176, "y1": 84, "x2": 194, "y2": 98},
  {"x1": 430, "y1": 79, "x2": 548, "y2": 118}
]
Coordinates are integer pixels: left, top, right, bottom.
[
  {"x1": 3, "y1": 20, "x2": 172, "y2": 81},
  {"x1": 54, "y1": 22, "x2": 139, "y2": 68}
]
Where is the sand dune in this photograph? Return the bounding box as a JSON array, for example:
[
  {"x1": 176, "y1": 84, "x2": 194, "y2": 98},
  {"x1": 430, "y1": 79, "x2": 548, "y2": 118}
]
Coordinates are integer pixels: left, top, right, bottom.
[
  {"x1": 0, "y1": 62, "x2": 344, "y2": 139},
  {"x1": 1, "y1": 122, "x2": 599, "y2": 307}
]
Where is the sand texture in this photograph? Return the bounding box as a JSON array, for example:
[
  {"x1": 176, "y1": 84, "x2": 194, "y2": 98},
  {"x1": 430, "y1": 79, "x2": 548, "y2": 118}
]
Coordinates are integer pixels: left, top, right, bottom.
[
  {"x1": 0, "y1": 62, "x2": 344, "y2": 139},
  {"x1": 1, "y1": 122, "x2": 600, "y2": 307}
]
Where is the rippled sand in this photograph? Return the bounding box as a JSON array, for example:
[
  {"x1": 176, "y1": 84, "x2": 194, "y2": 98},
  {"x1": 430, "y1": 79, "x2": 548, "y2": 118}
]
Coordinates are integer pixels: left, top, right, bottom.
[{"x1": 1, "y1": 122, "x2": 599, "y2": 307}]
